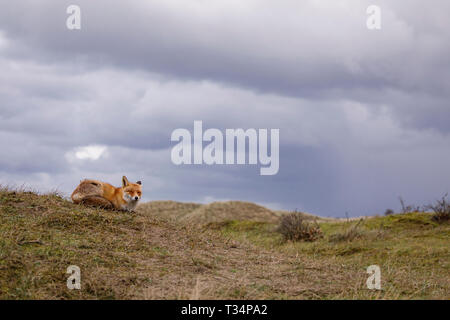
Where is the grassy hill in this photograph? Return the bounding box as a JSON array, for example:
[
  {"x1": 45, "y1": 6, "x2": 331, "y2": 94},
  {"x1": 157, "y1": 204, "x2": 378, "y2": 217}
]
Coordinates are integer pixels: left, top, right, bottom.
[
  {"x1": 139, "y1": 200, "x2": 328, "y2": 224},
  {"x1": 140, "y1": 200, "x2": 280, "y2": 224},
  {"x1": 0, "y1": 188, "x2": 448, "y2": 299}
]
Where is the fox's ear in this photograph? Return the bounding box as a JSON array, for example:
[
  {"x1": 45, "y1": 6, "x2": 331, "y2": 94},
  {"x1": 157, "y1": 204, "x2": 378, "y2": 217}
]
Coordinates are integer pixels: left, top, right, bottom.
[
  {"x1": 136, "y1": 181, "x2": 142, "y2": 185},
  {"x1": 122, "y1": 176, "x2": 130, "y2": 187}
]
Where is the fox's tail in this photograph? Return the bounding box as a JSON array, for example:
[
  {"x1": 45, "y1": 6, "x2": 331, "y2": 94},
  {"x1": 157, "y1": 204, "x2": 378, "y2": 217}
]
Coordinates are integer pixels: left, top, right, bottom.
[
  {"x1": 71, "y1": 192, "x2": 84, "y2": 203},
  {"x1": 71, "y1": 179, "x2": 103, "y2": 204}
]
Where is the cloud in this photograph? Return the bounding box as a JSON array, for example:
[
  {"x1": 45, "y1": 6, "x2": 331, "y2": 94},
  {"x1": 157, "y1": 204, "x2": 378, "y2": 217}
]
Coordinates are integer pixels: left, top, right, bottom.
[
  {"x1": 67, "y1": 145, "x2": 108, "y2": 161},
  {"x1": 0, "y1": 1, "x2": 449, "y2": 216}
]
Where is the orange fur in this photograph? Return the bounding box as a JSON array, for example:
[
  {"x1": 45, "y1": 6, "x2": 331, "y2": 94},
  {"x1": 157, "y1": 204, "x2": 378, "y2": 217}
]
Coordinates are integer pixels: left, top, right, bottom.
[{"x1": 71, "y1": 176, "x2": 142, "y2": 212}]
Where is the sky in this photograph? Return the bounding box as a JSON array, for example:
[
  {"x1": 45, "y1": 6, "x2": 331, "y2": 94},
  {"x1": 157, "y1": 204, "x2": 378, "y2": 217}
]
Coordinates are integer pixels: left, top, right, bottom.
[{"x1": 0, "y1": 0, "x2": 449, "y2": 217}]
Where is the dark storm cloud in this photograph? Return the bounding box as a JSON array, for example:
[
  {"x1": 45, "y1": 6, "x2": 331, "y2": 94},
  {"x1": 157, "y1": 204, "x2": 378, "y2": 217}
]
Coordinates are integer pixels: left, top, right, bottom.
[
  {"x1": 1, "y1": 0, "x2": 449, "y2": 96},
  {"x1": 0, "y1": 1, "x2": 450, "y2": 216},
  {"x1": 1, "y1": 0, "x2": 449, "y2": 133}
]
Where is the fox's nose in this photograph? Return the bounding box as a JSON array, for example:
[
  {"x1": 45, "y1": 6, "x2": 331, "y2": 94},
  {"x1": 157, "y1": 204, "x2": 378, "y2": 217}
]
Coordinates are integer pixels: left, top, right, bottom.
[{"x1": 134, "y1": 196, "x2": 139, "y2": 201}]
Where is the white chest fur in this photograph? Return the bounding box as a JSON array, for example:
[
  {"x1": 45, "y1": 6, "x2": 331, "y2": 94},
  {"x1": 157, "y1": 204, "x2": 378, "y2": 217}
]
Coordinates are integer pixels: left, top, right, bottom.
[{"x1": 121, "y1": 200, "x2": 139, "y2": 212}]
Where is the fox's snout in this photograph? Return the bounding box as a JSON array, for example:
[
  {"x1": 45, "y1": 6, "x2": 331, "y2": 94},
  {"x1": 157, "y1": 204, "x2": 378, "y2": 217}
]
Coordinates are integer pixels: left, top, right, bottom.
[
  {"x1": 128, "y1": 194, "x2": 140, "y2": 201},
  {"x1": 124, "y1": 192, "x2": 141, "y2": 202}
]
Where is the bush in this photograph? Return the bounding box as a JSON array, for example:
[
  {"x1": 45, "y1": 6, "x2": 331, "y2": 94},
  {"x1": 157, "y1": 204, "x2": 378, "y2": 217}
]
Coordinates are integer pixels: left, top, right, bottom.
[
  {"x1": 277, "y1": 212, "x2": 322, "y2": 242},
  {"x1": 425, "y1": 193, "x2": 450, "y2": 224},
  {"x1": 384, "y1": 209, "x2": 394, "y2": 216}
]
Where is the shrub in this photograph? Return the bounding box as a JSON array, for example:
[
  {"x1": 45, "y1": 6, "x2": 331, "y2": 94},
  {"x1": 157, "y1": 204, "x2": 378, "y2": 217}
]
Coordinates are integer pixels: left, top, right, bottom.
[
  {"x1": 425, "y1": 193, "x2": 450, "y2": 224},
  {"x1": 277, "y1": 212, "x2": 322, "y2": 242},
  {"x1": 384, "y1": 209, "x2": 394, "y2": 216}
]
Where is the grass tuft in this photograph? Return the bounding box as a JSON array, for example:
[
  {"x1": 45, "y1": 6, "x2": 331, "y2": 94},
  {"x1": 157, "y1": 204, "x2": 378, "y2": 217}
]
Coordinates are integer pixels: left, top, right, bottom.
[
  {"x1": 329, "y1": 220, "x2": 364, "y2": 243},
  {"x1": 277, "y1": 212, "x2": 322, "y2": 242}
]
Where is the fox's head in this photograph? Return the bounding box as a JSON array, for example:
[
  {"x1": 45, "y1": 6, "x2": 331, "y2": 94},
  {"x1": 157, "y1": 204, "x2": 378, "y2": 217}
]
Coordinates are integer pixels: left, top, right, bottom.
[{"x1": 121, "y1": 176, "x2": 142, "y2": 203}]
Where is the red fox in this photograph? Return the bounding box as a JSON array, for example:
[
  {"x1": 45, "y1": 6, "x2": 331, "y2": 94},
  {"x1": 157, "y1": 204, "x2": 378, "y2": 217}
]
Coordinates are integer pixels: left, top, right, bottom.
[{"x1": 71, "y1": 176, "x2": 142, "y2": 212}]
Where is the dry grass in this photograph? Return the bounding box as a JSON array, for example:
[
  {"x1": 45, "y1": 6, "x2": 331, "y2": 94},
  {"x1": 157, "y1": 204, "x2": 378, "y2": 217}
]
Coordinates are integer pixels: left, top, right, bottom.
[
  {"x1": 139, "y1": 200, "x2": 280, "y2": 224},
  {"x1": 138, "y1": 201, "x2": 202, "y2": 221},
  {"x1": 329, "y1": 219, "x2": 365, "y2": 243},
  {"x1": 1, "y1": 187, "x2": 448, "y2": 300},
  {"x1": 209, "y1": 214, "x2": 450, "y2": 299},
  {"x1": 0, "y1": 188, "x2": 355, "y2": 299}
]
